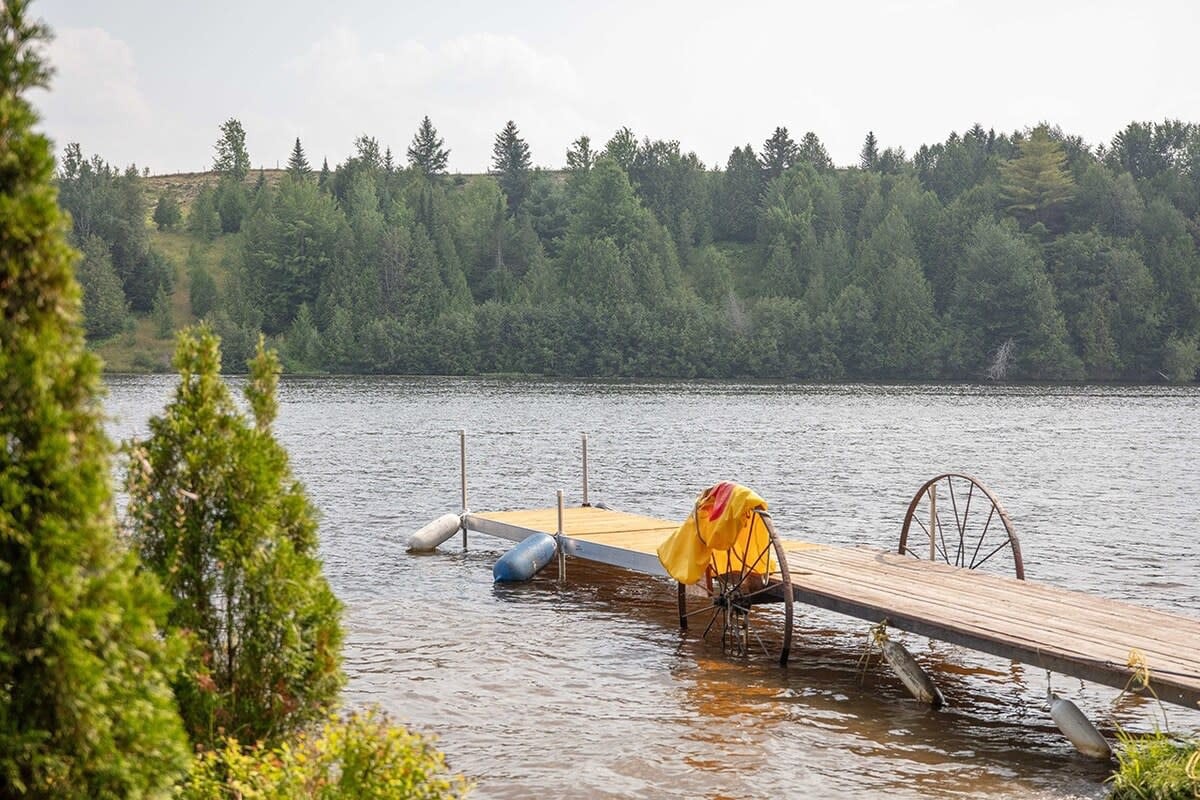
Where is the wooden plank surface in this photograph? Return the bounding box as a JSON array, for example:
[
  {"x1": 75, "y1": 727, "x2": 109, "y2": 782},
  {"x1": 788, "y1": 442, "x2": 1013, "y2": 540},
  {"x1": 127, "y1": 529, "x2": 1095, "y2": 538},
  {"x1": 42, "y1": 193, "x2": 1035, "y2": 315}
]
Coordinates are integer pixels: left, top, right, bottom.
[{"x1": 468, "y1": 507, "x2": 1200, "y2": 708}]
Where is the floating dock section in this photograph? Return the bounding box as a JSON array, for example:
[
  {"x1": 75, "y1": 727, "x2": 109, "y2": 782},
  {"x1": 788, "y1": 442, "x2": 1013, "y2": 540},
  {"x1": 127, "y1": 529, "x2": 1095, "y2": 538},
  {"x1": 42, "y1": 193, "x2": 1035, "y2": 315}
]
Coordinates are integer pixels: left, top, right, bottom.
[{"x1": 463, "y1": 505, "x2": 1200, "y2": 710}]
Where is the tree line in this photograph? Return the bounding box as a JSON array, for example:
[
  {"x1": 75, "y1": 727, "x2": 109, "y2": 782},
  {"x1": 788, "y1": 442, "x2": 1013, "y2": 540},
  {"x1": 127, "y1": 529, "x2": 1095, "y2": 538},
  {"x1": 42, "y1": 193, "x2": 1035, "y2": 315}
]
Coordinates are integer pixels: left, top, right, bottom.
[{"x1": 60, "y1": 115, "x2": 1200, "y2": 383}]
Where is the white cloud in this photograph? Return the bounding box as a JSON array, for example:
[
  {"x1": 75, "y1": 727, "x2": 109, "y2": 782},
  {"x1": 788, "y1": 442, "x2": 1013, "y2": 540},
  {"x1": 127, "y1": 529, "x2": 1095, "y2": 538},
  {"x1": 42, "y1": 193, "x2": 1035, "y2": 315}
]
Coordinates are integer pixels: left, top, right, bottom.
[
  {"x1": 36, "y1": 27, "x2": 156, "y2": 165},
  {"x1": 286, "y1": 29, "x2": 589, "y2": 171}
]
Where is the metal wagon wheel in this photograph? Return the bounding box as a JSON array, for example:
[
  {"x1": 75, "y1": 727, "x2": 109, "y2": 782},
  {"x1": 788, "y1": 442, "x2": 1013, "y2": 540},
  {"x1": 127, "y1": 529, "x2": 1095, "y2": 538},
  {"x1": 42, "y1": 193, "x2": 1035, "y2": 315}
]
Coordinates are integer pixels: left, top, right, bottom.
[
  {"x1": 898, "y1": 473, "x2": 1025, "y2": 579},
  {"x1": 677, "y1": 510, "x2": 794, "y2": 666}
]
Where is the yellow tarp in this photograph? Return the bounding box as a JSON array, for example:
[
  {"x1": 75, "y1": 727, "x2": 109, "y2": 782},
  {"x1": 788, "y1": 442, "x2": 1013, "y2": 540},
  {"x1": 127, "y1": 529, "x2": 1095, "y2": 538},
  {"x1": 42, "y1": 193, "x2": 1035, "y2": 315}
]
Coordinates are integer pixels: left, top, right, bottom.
[{"x1": 656, "y1": 482, "x2": 770, "y2": 585}]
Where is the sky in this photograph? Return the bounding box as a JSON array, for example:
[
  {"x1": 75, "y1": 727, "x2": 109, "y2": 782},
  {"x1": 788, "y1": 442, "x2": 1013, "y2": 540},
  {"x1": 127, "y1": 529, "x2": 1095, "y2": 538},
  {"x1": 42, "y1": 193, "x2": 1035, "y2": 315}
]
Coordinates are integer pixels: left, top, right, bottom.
[{"x1": 31, "y1": 0, "x2": 1200, "y2": 175}]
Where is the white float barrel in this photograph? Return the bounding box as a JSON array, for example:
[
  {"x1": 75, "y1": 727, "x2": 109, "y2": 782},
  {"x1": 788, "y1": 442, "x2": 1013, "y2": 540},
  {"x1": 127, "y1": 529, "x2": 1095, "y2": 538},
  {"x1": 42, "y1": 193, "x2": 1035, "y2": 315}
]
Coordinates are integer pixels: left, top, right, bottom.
[
  {"x1": 880, "y1": 638, "x2": 945, "y2": 708},
  {"x1": 1049, "y1": 695, "x2": 1111, "y2": 759},
  {"x1": 407, "y1": 513, "x2": 463, "y2": 552},
  {"x1": 493, "y1": 533, "x2": 558, "y2": 582}
]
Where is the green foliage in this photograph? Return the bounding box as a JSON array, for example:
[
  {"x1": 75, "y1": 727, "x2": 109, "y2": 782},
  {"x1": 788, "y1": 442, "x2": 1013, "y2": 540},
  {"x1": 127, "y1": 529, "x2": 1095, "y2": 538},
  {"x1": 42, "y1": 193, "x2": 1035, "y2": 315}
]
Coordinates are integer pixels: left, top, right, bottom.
[
  {"x1": 491, "y1": 120, "x2": 532, "y2": 214},
  {"x1": 602, "y1": 126, "x2": 638, "y2": 170},
  {"x1": 760, "y1": 126, "x2": 798, "y2": 180},
  {"x1": 715, "y1": 144, "x2": 761, "y2": 242},
  {"x1": 125, "y1": 328, "x2": 344, "y2": 748},
  {"x1": 212, "y1": 118, "x2": 250, "y2": 181},
  {"x1": 151, "y1": 283, "x2": 173, "y2": 338},
  {"x1": 1109, "y1": 730, "x2": 1199, "y2": 799},
  {"x1": 179, "y1": 709, "x2": 470, "y2": 800},
  {"x1": 154, "y1": 191, "x2": 182, "y2": 230},
  {"x1": 60, "y1": 107, "x2": 1200, "y2": 383},
  {"x1": 189, "y1": 259, "x2": 219, "y2": 319},
  {"x1": 287, "y1": 136, "x2": 311, "y2": 179},
  {"x1": 75, "y1": 233, "x2": 128, "y2": 339},
  {"x1": 56, "y1": 144, "x2": 163, "y2": 308},
  {"x1": 408, "y1": 115, "x2": 450, "y2": 177},
  {"x1": 797, "y1": 131, "x2": 833, "y2": 172},
  {"x1": 241, "y1": 175, "x2": 347, "y2": 333},
  {"x1": 860, "y1": 131, "x2": 879, "y2": 170},
  {"x1": 1000, "y1": 125, "x2": 1075, "y2": 228},
  {"x1": 215, "y1": 176, "x2": 249, "y2": 233},
  {"x1": 952, "y1": 219, "x2": 1081, "y2": 379},
  {"x1": 0, "y1": 3, "x2": 189, "y2": 794},
  {"x1": 565, "y1": 134, "x2": 594, "y2": 171},
  {"x1": 1162, "y1": 333, "x2": 1199, "y2": 384},
  {"x1": 188, "y1": 185, "x2": 222, "y2": 240}
]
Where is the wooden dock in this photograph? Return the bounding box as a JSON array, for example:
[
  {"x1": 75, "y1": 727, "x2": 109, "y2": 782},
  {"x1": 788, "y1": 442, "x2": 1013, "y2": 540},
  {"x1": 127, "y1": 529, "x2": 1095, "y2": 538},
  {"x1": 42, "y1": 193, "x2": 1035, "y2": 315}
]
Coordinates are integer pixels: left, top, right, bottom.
[{"x1": 464, "y1": 505, "x2": 1200, "y2": 710}]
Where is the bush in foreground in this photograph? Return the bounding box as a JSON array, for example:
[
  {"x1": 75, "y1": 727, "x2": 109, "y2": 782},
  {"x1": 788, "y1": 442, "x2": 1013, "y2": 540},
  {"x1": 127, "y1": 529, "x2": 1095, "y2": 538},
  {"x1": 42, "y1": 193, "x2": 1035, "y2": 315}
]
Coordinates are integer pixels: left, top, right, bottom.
[
  {"x1": 0, "y1": 1, "x2": 188, "y2": 795},
  {"x1": 126, "y1": 327, "x2": 343, "y2": 748},
  {"x1": 179, "y1": 709, "x2": 470, "y2": 800},
  {"x1": 1110, "y1": 730, "x2": 1200, "y2": 799}
]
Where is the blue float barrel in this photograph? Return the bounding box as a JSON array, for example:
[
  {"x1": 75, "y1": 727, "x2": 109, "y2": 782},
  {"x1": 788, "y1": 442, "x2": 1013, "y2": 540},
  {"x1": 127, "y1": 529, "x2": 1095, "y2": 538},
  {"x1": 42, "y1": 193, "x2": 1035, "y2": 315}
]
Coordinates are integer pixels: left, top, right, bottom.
[{"x1": 493, "y1": 533, "x2": 558, "y2": 582}]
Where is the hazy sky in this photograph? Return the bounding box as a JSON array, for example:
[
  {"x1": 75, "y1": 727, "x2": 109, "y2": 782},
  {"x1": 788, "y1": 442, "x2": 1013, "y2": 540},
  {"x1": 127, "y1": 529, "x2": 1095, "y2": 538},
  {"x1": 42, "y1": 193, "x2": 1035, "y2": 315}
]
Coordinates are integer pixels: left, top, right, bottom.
[{"x1": 32, "y1": 0, "x2": 1200, "y2": 175}]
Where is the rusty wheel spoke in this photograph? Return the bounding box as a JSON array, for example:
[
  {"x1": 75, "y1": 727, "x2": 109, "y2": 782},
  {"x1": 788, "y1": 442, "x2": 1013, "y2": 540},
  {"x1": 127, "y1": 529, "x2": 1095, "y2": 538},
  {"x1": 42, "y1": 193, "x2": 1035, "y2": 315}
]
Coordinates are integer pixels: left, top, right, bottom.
[{"x1": 899, "y1": 473, "x2": 1024, "y2": 580}]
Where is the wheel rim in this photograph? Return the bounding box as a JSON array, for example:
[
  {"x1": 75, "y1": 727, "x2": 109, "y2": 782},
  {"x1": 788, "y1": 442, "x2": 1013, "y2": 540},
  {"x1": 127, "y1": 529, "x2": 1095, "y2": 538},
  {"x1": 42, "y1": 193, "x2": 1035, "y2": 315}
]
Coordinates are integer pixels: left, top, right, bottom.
[
  {"x1": 677, "y1": 510, "x2": 793, "y2": 665},
  {"x1": 898, "y1": 473, "x2": 1025, "y2": 579}
]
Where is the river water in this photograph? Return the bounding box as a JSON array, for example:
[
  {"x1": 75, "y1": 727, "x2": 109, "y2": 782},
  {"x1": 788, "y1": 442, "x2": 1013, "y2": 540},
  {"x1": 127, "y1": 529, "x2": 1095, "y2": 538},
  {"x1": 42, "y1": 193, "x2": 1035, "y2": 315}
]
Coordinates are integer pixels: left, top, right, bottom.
[{"x1": 103, "y1": 376, "x2": 1200, "y2": 799}]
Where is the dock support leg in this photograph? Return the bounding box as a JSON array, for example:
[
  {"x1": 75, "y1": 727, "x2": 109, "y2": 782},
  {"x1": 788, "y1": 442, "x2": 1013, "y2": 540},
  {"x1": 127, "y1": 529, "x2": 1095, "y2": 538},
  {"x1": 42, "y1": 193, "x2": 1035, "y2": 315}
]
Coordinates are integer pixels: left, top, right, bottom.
[
  {"x1": 677, "y1": 582, "x2": 688, "y2": 630},
  {"x1": 460, "y1": 429, "x2": 469, "y2": 549},
  {"x1": 581, "y1": 433, "x2": 589, "y2": 506},
  {"x1": 555, "y1": 490, "x2": 566, "y2": 582}
]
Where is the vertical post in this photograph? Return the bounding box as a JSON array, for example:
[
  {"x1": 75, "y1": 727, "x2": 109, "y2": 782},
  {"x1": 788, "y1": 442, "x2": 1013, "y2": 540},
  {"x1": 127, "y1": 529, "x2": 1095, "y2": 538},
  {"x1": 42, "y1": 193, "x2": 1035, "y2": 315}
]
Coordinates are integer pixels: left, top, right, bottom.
[
  {"x1": 556, "y1": 489, "x2": 566, "y2": 582},
  {"x1": 581, "y1": 432, "x2": 590, "y2": 507},
  {"x1": 928, "y1": 484, "x2": 937, "y2": 562},
  {"x1": 460, "y1": 429, "x2": 468, "y2": 550}
]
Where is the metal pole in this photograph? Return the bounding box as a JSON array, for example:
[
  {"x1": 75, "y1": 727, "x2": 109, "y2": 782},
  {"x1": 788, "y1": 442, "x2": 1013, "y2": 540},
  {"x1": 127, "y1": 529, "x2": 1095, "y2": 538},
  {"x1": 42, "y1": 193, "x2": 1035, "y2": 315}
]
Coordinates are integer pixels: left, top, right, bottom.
[
  {"x1": 582, "y1": 433, "x2": 590, "y2": 506},
  {"x1": 556, "y1": 489, "x2": 565, "y2": 582},
  {"x1": 928, "y1": 484, "x2": 937, "y2": 562},
  {"x1": 460, "y1": 429, "x2": 468, "y2": 549}
]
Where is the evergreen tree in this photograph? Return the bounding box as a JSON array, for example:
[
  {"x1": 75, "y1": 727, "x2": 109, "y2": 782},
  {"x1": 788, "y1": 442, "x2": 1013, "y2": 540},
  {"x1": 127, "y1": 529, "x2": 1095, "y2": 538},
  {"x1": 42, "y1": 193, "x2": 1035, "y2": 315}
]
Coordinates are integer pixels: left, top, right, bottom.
[
  {"x1": 354, "y1": 134, "x2": 381, "y2": 170},
  {"x1": 875, "y1": 257, "x2": 939, "y2": 376},
  {"x1": 877, "y1": 146, "x2": 908, "y2": 174},
  {"x1": 603, "y1": 126, "x2": 638, "y2": 170},
  {"x1": 0, "y1": 4, "x2": 189, "y2": 793},
  {"x1": 56, "y1": 146, "x2": 153, "y2": 301},
  {"x1": 860, "y1": 131, "x2": 879, "y2": 171},
  {"x1": 214, "y1": 176, "x2": 249, "y2": 233},
  {"x1": 154, "y1": 191, "x2": 182, "y2": 229},
  {"x1": 212, "y1": 118, "x2": 250, "y2": 181},
  {"x1": 126, "y1": 329, "x2": 344, "y2": 747},
  {"x1": 75, "y1": 234, "x2": 128, "y2": 339},
  {"x1": 760, "y1": 126, "x2": 798, "y2": 180},
  {"x1": 151, "y1": 284, "x2": 173, "y2": 338},
  {"x1": 317, "y1": 156, "x2": 331, "y2": 190},
  {"x1": 566, "y1": 134, "x2": 595, "y2": 171},
  {"x1": 407, "y1": 115, "x2": 450, "y2": 177},
  {"x1": 189, "y1": 262, "x2": 218, "y2": 319},
  {"x1": 286, "y1": 136, "x2": 311, "y2": 179},
  {"x1": 716, "y1": 144, "x2": 762, "y2": 241},
  {"x1": 797, "y1": 131, "x2": 834, "y2": 171},
  {"x1": 952, "y1": 219, "x2": 1081, "y2": 379},
  {"x1": 492, "y1": 120, "x2": 532, "y2": 214},
  {"x1": 188, "y1": 185, "x2": 222, "y2": 240},
  {"x1": 999, "y1": 125, "x2": 1075, "y2": 228}
]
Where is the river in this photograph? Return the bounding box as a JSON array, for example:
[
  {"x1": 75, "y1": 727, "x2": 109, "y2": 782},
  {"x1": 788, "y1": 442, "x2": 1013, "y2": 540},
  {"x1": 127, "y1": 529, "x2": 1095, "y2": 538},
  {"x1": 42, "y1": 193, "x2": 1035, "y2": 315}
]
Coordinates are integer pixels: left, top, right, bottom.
[{"x1": 103, "y1": 376, "x2": 1200, "y2": 799}]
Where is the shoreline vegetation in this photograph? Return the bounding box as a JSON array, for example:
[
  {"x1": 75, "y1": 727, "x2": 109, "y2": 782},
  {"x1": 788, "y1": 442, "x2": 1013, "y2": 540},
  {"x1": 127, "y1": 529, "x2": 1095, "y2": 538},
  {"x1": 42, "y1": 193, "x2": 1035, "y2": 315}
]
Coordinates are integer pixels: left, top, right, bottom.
[{"x1": 61, "y1": 116, "x2": 1200, "y2": 384}]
